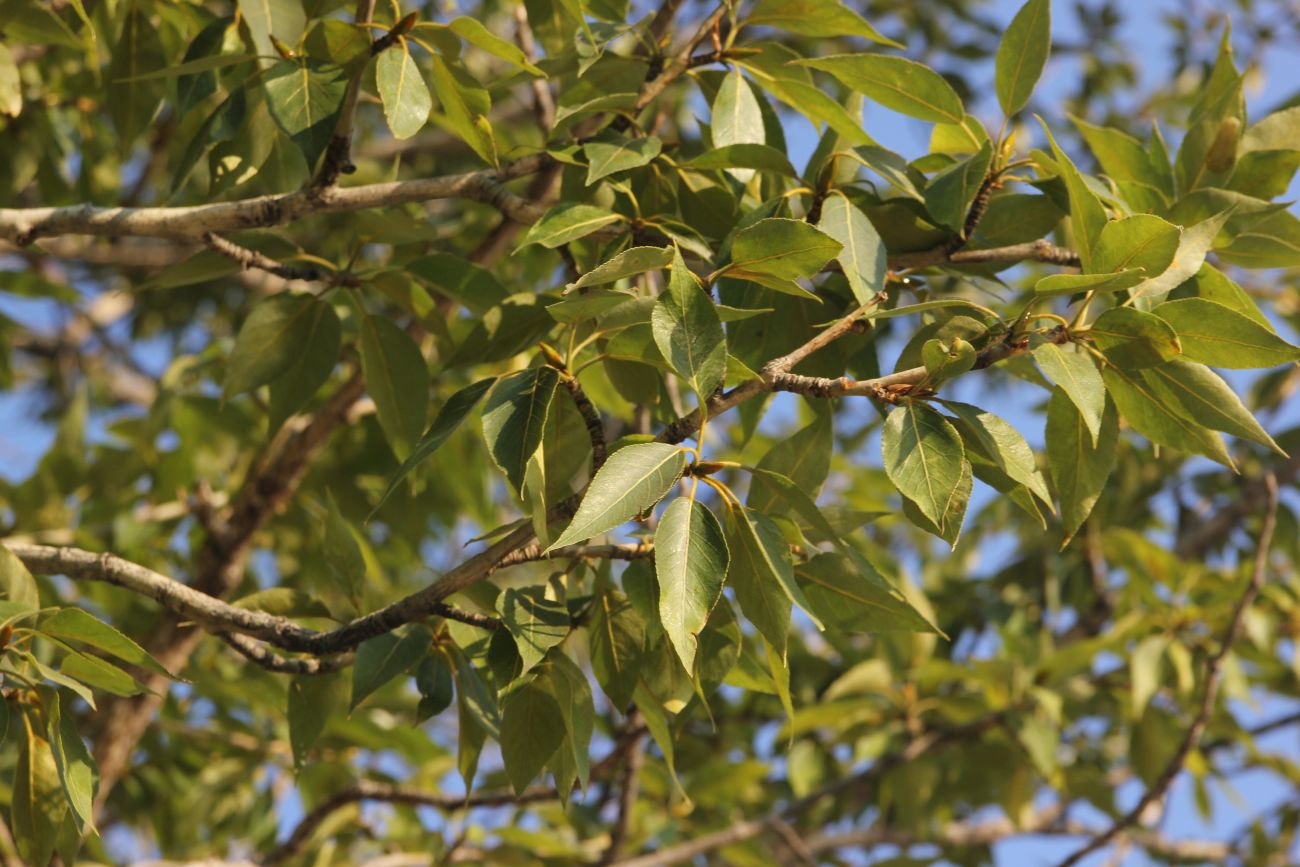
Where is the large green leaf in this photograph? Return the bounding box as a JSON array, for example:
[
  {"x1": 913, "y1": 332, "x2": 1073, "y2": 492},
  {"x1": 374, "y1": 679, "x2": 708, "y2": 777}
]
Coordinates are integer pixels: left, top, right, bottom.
[
  {"x1": 1102, "y1": 366, "x2": 1232, "y2": 466},
  {"x1": 286, "y1": 670, "x2": 347, "y2": 768},
  {"x1": 376, "y1": 41, "x2": 432, "y2": 139},
  {"x1": 482, "y1": 368, "x2": 560, "y2": 495},
  {"x1": 547, "y1": 442, "x2": 687, "y2": 550},
  {"x1": 107, "y1": 6, "x2": 166, "y2": 152},
  {"x1": 584, "y1": 135, "x2": 662, "y2": 184},
  {"x1": 746, "y1": 412, "x2": 833, "y2": 515},
  {"x1": 655, "y1": 497, "x2": 728, "y2": 672},
  {"x1": 881, "y1": 403, "x2": 967, "y2": 527},
  {"x1": 727, "y1": 218, "x2": 841, "y2": 284},
  {"x1": 712, "y1": 70, "x2": 765, "y2": 182},
  {"x1": 1142, "y1": 360, "x2": 1284, "y2": 454},
  {"x1": 1046, "y1": 387, "x2": 1119, "y2": 542},
  {"x1": 566, "y1": 246, "x2": 673, "y2": 291},
  {"x1": 47, "y1": 690, "x2": 97, "y2": 832},
  {"x1": 995, "y1": 0, "x2": 1051, "y2": 116},
  {"x1": 587, "y1": 588, "x2": 646, "y2": 709},
  {"x1": 746, "y1": 0, "x2": 902, "y2": 46},
  {"x1": 500, "y1": 675, "x2": 566, "y2": 794},
  {"x1": 519, "y1": 203, "x2": 624, "y2": 248},
  {"x1": 817, "y1": 192, "x2": 887, "y2": 304},
  {"x1": 267, "y1": 298, "x2": 341, "y2": 433},
  {"x1": 1092, "y1": 214, "x2": 1181, "y2": 278},
  {"x1": 681, "y1": 144, "x2": 798, "y2": 177},
  {"x1": 1035, "y1": 269, "x2": 1146, "y2": 298},
  {"x1": 350, "y1": 629, "x2": 432, "y2": 711},
  {"x1": 224, "y1": 294, "x2": 322, "y2": 398},
  {"x1": 797, "y1": 55, "x2": 964, "y2": 124},
  {"x1": 1039, "y1": 121, "x2": 1107, "y2": 270},
  {"x1": 1033, "y1": 342, "x2": 1105, "y2": 443},
  {"x1": 502, "y1": 586, "x2": 570, "y2": 672},
  {"x1": 429, "y1": 54, "x2": 497, "y2": 166},
  {"x1": 360, "y1": 314, "x2": 429, "y2": 461},
  {"x1": 795, "y1": 551, "x2": 936, "y2": 633},
  {"x1": 942, "y1": 401, "x2": 1051, "y2": 506},
  {"x1": 724, "y1": 508, "x2": 794, "y2": 659},
  {"x1": 651, "y1": 247, "x2": 727, "y2": 399},
  {"x1": 263, "y1": 56, "x2": 349, "y2": 169},
  {"x1": 39, "y1": 608, "x2": 171, "y2": 678},
  {"x1": 1089, "y1": 307, "x2": 1182, "y2": 369},
  {"x1": 1152, "y1": 298, "x2": 1300, "y2": 368},
  {"x1": 12, "y1": 710, "x2": 66, "y2": 867}
]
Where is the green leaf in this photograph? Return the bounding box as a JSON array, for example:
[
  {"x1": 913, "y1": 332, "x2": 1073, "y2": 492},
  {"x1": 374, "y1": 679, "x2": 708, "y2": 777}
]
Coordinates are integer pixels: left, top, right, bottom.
[
  {"x1": 0, "y1": 546, "x2": 39, "y2": 609},
  {"x1": 57, "y1": 648, "x2": 143, "y2": 697},
  {"x1": 994, "y1": 0, "x2": 1051, "y2": 116},
  {"x1": 1071, "y1": 115, "x2": 1159, "y2": 189},
  {"x1": 360, "y1": 314, "x2": 429, "y2": 461},
  {"x1": 375, "y1": 378, "x2": 496, "y2": 512},
  {"x1": 795, "y1": 551, "x2": 936, "y2": 633},
  {"x1": 47, "y1": 690, "x2": 97, "y2": 832},
  {"x1": 1143, "y1": 360, "x2": 1285, "y2": 455},
  {"x1": 1089, "y1": 307, "x2": 1182, "y2": 369},
  {"x1": 38, "y1": 608, "x2": 171, "y2": 679},
  {"x1": 746, "y1": 0, "x2": 902, "y2": 47},
  {"x1": 923, "y1": 142, "x2": 993, "y2": 233},
  {"x1": 1102, "y1": 366, "x2": 1232, "y2": 467},
  {"x1": 408, "y1": 253, "x2": 508, "y2": 313},
  {"x1": 107, "y1": 6, "x2": 166, "y2": 152},
  {"x1": 415, "y1": 651, "x2": 455, "y2": 722},
  {"x1": 681, "y1": 144, "x2": 798, "y2": 177},
  {"x1": 566, "y1": 246, "x2": 673, "y2": 291},
  {"x1": 584, "y1": 135, "x2": 661, "y2": 184},
  {"x1": 376, "y1": 41, "x2": 432, "y2": 139},
  {"x1": 652, "y1": 247, "x2": 727, "y2": 399},
  {"x1": 350, "y1": 629, "x2": 432, "y2": 711},
  {"x1": 901, "y1": 457, "x2": 972, "y2": 545},
  {"x1": 224, "y1": 294, "x2": 321, "y2": 398},
  {"x1": 547, "y1": 442, "x2": 687, "y2": 550},
  {"x1": 1046, "y1": 387, "x2": 1119, "y2": 542},
  {"x1": 588, "y1": 588, "x2": 646, "y2": 709},
  {"x1": 1038, "y1": 120, "x2": 1107, "y2": 270},
  {"x1": 502, "y1": 586, "x2": 570, "y2": 673},
  {"x1": 447, "y1": 16, "x2": 546, "y2": 76},
  {"x1": 238, "y1": 0, "x2": 306, "y2": 59},
  {"x1": 1033, "y1": 342, "x2": 1105, "y2": 443},
  {"x1": 1131, "y1": 210, "x2": 1234, "y2": 304},
  {"x1": 655, "y1": 497, "x2": 728, "y2": 672},
  {"x1": 482, "y1": 368, "x2": 561, "y2": 495},
  {"x1": 1035, "y1": 269, "x2": 1146, "y2": 298},
  {"x1": 429, "y1": 54, "x2": 497, "y2": 166},
  {"x1": 922, "y1": 338, "x2": 977, "y2": 383},
  {"x1": 519, "y1": 203, "x2": 624, "y2": 248},
  {"x1": 545, "y1": 652, "x2": 595, "y2": 790},
  {"x1": 500, "y1": 675, "x2": 566, "y2": 794},
  {"x1": 728, "y1": 218, "x2": 842, "y2": 284},
  {"x1": 724, "y1": 508, "x2": 793, "y2": 659},
  {"x1": 1093, "y1": 214, "x2": 1181, "y2": 278},
  {"x1": 12, "y1": 709, "x2": 65, "y2": 867},
  {"x1": 0, "y1": 44, "x2": 19, "y2": 118},
  {"x1": 942, "y1": 401, "x2": 1051, "y2": 506},
  {"x1": 818, "y1": 193, "x2": 887, "y2": 304},
  {"x1": 746, "y1": 412, "x2": 832, "y2": 515},
  {"x1": 881, "y1": 403, "x2": 967, "y2": 527},
  {"x1": 267, "y1": 297, "x2": 341, "y2": 432},
  {"x1": 263, "y1": 57, "x2": 349, "y2": 169},
  {"x1": 712, "y1": 70, "x2": 765, "y2": 182},
  {"x1": 797, "y1": 55, "x2": 964, "y2": 124},
  {"x1": 1151, "y1": 298, "x2": 1300, "y2": 369}
]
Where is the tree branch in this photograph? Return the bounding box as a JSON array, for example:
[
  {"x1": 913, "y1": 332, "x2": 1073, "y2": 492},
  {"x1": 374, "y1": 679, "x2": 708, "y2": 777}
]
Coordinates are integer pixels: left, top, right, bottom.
[
  {"x1": 1054, "y1": 472, "x2": 1280, "y2": 867},
  {"x1": 598, "y1": 711, "x2": 645, "y2": 865},
  {"x1": 203, "y1": 232, "x2": 362, "y2": 286},
  {"x1": 0, "y1": 154, "x2": 550, "y2": 245}
]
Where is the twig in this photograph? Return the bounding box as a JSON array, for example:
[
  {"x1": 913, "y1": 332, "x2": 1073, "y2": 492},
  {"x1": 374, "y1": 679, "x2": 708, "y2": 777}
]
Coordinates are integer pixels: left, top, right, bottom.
[
  {"x1": 598, "y1": 711, "x2": 645, "y2": 865},
  {"x1": 558, "y1": 369, "x2": 608, "y2": 472},
  {"x1": 889, "y1": 238, "x2": 1079, "y2": 270},
  {"x1": 219, "y1": 633, "x2": 352, "y2": 675},
  {"x1": 1054, "y1": 472, "x2": 1280, "y2": 867},
  {"x1": 313, "y1": 0, "x2": 379, "y2": 189},
  {"x1": 514, "y1": 5, "x2": 555, "y2": 132},
  {"x1": 203, "y1": 232, "x2": 361, "y2": 287}
]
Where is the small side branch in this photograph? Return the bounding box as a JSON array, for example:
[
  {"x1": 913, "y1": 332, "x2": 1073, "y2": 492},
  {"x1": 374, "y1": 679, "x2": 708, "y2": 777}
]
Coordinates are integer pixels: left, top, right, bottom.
[
  {"x1": 598, "y1": 711, "x2": 645, "y2": 865},
  {"x1": 1054, "y1": 472, "x2": 1280, "y2": 867},
  {"x1": 203, "y1": 232, "x2": 361, "y2": 287}
]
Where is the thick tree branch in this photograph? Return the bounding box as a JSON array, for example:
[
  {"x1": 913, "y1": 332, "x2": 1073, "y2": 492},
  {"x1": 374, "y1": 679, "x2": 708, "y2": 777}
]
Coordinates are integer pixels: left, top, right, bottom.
[
  {"x1": 889, "y1": 238, "x2": 1080, "y2": 270},
  {"x1": 1055, "y1": 472, "x2": 1280, "y2": 867},
  {"x1": 0, "y1": 154, "x2": 549, "y2": 245}
]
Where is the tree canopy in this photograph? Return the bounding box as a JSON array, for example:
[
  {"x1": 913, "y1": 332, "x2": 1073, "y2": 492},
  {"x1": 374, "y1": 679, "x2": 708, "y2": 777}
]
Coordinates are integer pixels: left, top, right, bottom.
[{"x1": 1, "y1": 0, "x2": 1300, "y2": 864}]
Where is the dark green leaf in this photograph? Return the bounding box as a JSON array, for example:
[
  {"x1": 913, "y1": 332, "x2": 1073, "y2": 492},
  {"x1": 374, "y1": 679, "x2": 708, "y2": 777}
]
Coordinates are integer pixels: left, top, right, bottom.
[
  {"x1": 1102, "y1": 366, "x2": 1232, "y2": 466},
  {"x1": 728, "y1": 218, "x2": 841, "y2": 284},
  {"x1": 1143, "y1": 360, "x2": 1284, "y2": 454},
  {"x1": 1035, "y1": 269, "x2": 1145, "y2": 298},
  {"x1": 1090, "y1": 307, "x2": 1182, "y2": 369},
  {"x1": 651, "y1": 247, "x2": 727, "y2": 398},
  {"x1": 584, "y1": 135, "x2": 661, "y2": 184},
  {"x1": 350, "y1": 629, "x2": 432, "y2": 711},
  {"x1": 924, "y1": 142, "x2": 993, "y2": 233},
  {"x1": 39, "y1": 608, "x2": 171, "y2": 678},
  {"x1": 796, "y1": 551, "x2": 936, "y2": 633},
  {"x1": 881, "y1": 403, "x2": 967, "y2": 527},
  {"x1": 588, "y1": 588, "x2": 646, "y2": 709},
  {"x1": 1046, "y1": 387, "x2": 1118, "y2": 542},
  {"x1": 548, "y1": 442, "x2": 687, "y2": 549},
  {"x1": 655, "y1": 497, "x2": 728, "y2": 671},
  {"x1": 1152, "y1": 298, "x2": 1300, "y2": 368},
  {"x1": 107, "y1": 6, "x2": 166, "y2": 152},
  {"x1": 263, "y1": 57, "x2": 349, "y2": 169},
  {"x1": 502, "y1": 586, "x2": 570, "y2": 672},
  {"x1": 500, "y1": 675, "x2": 566, "y2": 794},
  {"x1": 519, "y1": 203, "x2": 623, "y2": 248},
  {"x1": 681, "y1": 144, "x2": 798, "y2": 177},
  {"x1": 481, "y1": 368, "x2": 560, "y2": 495},
  {"x1": 267, "y1": 298, "x2": 341, "y2": 433},
  {"x1": 47, "y1": 690, "x2": 96, "y2": 831},
  {"x1": 1033, "y1": 342, "x2": 1105, "y2": 443},
  {"x1": 994, "y1": 0, "x2": 1051, "y2": 116},
  {"x1": 224, "y1": 294, "x2": 322, "y2": 398},
  {"x1": 360, "y1": 314, "x2": 429, "y2": 460}
]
